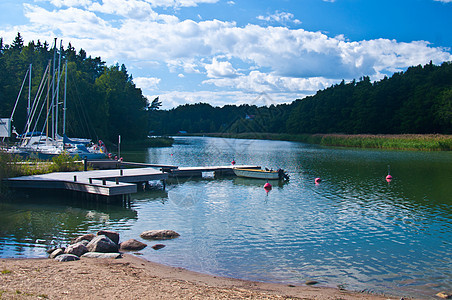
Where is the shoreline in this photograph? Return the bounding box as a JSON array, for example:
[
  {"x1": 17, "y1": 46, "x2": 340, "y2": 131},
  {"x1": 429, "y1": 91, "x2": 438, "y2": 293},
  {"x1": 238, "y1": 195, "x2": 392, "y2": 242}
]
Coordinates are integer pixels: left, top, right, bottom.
[{"x1": 0, "y1": 254, "x2": 398, "y2": 299}]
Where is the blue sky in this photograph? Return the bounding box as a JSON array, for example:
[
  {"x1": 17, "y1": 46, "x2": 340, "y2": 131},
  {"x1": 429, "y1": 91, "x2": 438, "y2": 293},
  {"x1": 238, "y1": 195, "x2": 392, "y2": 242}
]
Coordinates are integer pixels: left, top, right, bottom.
[{"x1": 1, "y1": 0, "x2": 451, "y2": 109}]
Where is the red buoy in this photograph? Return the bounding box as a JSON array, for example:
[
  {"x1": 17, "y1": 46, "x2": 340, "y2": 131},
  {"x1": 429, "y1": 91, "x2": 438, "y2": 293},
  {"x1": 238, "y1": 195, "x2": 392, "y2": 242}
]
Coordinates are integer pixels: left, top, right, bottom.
[
  {"x1": 315, "y1": 177, "x2": 321, "y2": 184},
  {"x1": 231, "y1": 160, "x2": 236, "y2": 165}
]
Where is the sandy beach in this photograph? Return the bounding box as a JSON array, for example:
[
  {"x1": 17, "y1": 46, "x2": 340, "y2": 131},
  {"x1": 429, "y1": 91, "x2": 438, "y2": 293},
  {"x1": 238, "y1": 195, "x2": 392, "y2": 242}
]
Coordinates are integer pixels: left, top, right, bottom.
[{"x1": 0, "y1": 254, "x2": 398, "y2": 299}]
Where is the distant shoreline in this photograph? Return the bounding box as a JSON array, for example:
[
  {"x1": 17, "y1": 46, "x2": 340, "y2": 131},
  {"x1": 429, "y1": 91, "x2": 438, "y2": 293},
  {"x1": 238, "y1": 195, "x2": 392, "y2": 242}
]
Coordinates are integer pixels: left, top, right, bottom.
[{"x1": 179, "y1": 133, "x2": 452, "y2": 151}]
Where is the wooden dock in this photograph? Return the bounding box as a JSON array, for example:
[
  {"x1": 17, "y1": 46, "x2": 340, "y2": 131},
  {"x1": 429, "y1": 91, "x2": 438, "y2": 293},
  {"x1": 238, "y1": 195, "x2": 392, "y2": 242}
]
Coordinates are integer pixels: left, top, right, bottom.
[
  {"x1": 4, "y1": 163, "x2": 261, "y2": 199},
  {"x1": 6, "y1": 167, "x2": 168, "y2": 197}
]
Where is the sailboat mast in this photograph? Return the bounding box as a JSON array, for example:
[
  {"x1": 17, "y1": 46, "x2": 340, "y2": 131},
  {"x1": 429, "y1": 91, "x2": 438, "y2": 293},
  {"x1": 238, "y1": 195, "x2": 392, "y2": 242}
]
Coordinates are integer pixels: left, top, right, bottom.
[
  {"x1": 55, "y1": 40, "x2": 62, "y2": 138},
  {"x1": 27, "y1": 64, "x2": 32, "y2": 121},
  {"x1": 63, "y1": 61, "x2": 68, "y2": 135},
  {"x1": 51, "y1": 37, "x2": 57, "y2": 141},
  {"x1": 46, "y1": 60, "x2": 50, "y2": 139}
]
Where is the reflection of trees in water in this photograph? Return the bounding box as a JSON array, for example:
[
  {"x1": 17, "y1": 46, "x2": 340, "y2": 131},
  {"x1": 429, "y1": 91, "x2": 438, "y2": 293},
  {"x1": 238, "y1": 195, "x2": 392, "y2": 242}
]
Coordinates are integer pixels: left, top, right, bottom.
[{"x1": 0, "y1": 191, "x2": 138, "y2": 252}]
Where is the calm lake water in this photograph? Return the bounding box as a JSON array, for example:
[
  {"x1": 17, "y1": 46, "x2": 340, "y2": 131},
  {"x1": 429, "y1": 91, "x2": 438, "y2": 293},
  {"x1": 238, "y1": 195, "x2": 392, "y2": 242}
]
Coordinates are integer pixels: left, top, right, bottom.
[{"x1": 1, "y1": 136, "x2": 451, "y2": 298}]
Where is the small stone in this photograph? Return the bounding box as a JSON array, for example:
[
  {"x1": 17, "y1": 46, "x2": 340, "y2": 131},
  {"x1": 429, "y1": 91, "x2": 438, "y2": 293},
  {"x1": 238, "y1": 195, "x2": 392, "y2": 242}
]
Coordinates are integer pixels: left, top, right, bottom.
[
  {"x1": 140, "y1": 230, "x2": 180, "y2": 240},
  {"x1": 151, "y1": 244, "x2": 166, "y2": 250},
  {"x1": 97, "y1": 230, "x2": 120, "y2": 245},
  {"x1": 49, "y1": 248, "x2": 64, "y2": 259},
  {"x1": 436, "y1": 291, "x2": 452, "y2": 299},
  {"x1": 65, "y1": 242, "x2": 88, "y2": 257},
  {"x1": 55, "y1": 254, "x2": 80, "y2": 262},
  {"x1": 46, "y1": 247, "x2": 58, "y2": 254},
  {"x1": 305, "y1": 280, "x2": 318, "y2": 285},
  {"x1": 72, "y1": 234, "x2": 95, "y2": 244},
  {"x1": 81, "y1": 252, "x2": 122, "y2": 259},
  {"x1": 120, "y1": 239, "x2": 147, "y2": 251}
]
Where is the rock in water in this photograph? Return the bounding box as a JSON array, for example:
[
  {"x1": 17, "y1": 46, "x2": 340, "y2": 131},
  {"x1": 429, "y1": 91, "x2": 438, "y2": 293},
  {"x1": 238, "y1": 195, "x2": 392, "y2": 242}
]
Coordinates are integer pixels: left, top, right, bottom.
[
  {"x1": 97, "y1": 230, "x2": 120, "y2": 245},
  {"x1": 55, "y1": 254, "x2": 80, "y2": 262},
  {"x1": 81, "y1": 252, "x2": 122, "y2": 259},
  {"x1": 436, "y1": 291, "x2": 452, "y2": 299},
  {"x1": 86, "y1": 235, "x2": 119, "y2": 253},
  {"x1": 140, "y1": 230, "x2": 180, "y2": 240},
  {"x1": 119, "y1": 239, "x2": 147, "y2": 251},
  {"x1": 151, "y1": 244, "x2": 165, "y2": 250},
  {"x1": 65, "y1": 242, "x2": 88, "y2": 257},
  {"x1": 49, "y1": 248, "x2": 64, "y2": 259},
  {"x1": 72, "y1": 233, "x2": 95, "y2": 244}
]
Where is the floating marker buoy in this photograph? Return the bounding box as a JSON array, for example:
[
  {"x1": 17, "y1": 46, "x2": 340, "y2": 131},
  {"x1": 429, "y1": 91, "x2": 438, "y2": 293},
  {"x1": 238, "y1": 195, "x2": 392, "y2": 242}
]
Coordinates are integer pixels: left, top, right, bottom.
[
  {"x1": 264, "y1": 182, "x2": 272, "y2": 194},
  {"x1": 231, "y1": 160, "x2": 236, "y2": 165},
  {"x1": 315, "y1": 178, "x2": 321, "y2": 184},
  {"x1": 386, "y1": 165, "x2": 392, "y2": 182}
]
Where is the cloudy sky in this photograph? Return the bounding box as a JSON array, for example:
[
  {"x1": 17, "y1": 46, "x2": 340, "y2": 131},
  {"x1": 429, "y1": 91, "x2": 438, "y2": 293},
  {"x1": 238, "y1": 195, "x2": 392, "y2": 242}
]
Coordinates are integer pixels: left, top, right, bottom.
[{"x1": 1, "y1": 0, "x2": 451, "y2": 109}]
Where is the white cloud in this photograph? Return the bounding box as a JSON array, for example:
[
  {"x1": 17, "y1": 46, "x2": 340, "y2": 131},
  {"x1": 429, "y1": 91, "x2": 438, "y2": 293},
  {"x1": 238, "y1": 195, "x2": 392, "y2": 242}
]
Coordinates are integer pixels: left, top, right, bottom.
[
  {"x1": 145, "y1": 0, "x2": 219, "y2": 8},
  {"x1": 205, "y1": 57, "x2": 239, "y2": 78},
  {"x1": 134, "y1": 76, "x2": 161, "y2": 90},
  {"x1": 49, "y1": 0, "x2": 93, "y2": 8},
  {"x1": 6, "y1": 0, "x2": 451, "y2": 109},
  {"x1": 257, "y1": 11, "x2": 301, "y2": 25},
  {"x1": 433, "y1": 0, "x2": 452, "y2": 2},
  {"x1": 203, "y1": 71, "x2": 335, "y2": 93}
]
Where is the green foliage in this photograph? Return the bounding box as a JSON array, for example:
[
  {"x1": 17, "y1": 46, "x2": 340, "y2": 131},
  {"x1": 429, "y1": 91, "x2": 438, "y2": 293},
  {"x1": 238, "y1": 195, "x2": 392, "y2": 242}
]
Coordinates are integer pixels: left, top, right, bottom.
[{"x1": 50, "y1": 152, "x2": 83, "y2": 172}]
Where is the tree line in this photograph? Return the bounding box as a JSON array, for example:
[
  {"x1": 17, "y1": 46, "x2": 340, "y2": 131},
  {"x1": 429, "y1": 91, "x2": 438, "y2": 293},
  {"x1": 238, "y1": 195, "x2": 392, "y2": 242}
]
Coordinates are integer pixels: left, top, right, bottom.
[
  {"x1": 149, "y1": 61, "x2": 451, "y2": 135},
  {"x1": 0, "y1": 33, "x2": 149, "y2": 144}
]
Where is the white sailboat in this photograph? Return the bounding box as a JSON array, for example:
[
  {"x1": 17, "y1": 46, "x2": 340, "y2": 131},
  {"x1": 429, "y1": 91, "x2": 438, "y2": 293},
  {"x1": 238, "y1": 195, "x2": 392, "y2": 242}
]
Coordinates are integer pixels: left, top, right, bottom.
[{"x1": 2, "y1": 39, "x2": 107, "y2": 160}]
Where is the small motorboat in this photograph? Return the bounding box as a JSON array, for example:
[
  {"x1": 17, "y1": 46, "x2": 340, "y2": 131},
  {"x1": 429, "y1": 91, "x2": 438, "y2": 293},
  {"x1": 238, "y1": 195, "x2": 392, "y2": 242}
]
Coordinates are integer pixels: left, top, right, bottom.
[{"x1": 233, "y1": 167, "x2": 289, "y2": 180}]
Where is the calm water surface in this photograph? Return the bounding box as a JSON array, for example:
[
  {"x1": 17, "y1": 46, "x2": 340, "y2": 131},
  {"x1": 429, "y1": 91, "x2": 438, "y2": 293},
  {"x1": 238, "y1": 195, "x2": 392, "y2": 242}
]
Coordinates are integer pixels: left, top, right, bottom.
[{"x1": 1, "y1": 137, "x2": 451, "y2": 298}]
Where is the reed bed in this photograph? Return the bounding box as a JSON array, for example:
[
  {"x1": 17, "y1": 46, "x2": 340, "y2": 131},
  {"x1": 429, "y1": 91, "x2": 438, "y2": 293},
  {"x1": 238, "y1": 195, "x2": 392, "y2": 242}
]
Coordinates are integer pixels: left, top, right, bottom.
[{"x1": 202, "y1": 133, "x2": 452, "y2": 151}]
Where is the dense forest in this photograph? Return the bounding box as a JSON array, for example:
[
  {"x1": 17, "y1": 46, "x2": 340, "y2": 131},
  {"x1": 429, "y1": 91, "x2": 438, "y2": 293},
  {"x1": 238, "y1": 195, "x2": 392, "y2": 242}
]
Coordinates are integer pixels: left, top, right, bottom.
[
  {"x1": 1, "y1": 34, "x2": 451, "y2": 143},
  {"x1": 149, "y1": 61, "x2": 451, "y2": 135},
  {"x1": 0, "y1": 33, "x2": 149, "y2": 144}
]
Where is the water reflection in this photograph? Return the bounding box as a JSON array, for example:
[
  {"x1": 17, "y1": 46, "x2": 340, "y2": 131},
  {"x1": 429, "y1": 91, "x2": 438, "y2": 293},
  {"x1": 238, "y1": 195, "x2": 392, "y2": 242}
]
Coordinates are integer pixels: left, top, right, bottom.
[
  {"x1": 0, "y1": 192, "x2": 137, "y2": 257},
  {"x1": 1, "y1": 137, "x2": 451, "y2": 299}
]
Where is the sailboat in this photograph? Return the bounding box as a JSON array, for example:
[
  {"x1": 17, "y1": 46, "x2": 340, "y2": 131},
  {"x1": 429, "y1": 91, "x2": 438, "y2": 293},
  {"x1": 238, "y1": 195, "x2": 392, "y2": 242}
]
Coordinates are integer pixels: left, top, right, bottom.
[{"x1": 1, "y1": 39, "x2": 107, "y2": 160}]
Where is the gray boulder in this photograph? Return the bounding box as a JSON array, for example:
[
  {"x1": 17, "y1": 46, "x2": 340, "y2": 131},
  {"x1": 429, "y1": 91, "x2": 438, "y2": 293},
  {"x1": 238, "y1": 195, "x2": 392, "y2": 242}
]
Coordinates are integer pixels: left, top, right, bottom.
[
  {"x1": 97, "y1": 230, "x2": 120, "y2": 245},
  {"x1": 151, "y1": 244, "x2": 165, "y2": 250},
  {"x1": 49, "y1": 248, "x2": 64, "y2": 259},
  {"x1": 72, "y1": 233, "x2": 95, "y2": 244},
  {"x1": 65, "y1": 242, "x2": 88, "y2": 257},
  {"x1": 140, "y1": 230, "x2": 180, "y2": 240},
  {"x1": 119, "y1": 239, "x2": 147, "y2": 251},
  {"x1": 86, "y1": 235, "x2": 119, "y2": 253},
  {"x1": 55, "y1": 254, "x2": 80, "y2": 262},
  {"x1": 81, "y1": 252, "x2": 122, "y2": 259}
]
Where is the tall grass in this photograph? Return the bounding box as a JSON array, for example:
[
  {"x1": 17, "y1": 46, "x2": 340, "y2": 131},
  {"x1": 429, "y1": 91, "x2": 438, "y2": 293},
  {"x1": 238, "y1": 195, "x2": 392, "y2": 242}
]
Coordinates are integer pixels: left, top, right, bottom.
[{"x1": 200, "y1": 133, "x2": 452, "y2": 151}]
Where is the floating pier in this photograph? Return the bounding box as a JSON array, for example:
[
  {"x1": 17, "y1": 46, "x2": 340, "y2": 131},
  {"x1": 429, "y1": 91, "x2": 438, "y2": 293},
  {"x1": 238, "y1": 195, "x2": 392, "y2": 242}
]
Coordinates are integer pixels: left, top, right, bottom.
[
  {"x1": 6, "y1": 167, "x2": 168, "y2": 198},
  {"x1": 4, "y1": 162, "x2": 260, "y2": 200}
]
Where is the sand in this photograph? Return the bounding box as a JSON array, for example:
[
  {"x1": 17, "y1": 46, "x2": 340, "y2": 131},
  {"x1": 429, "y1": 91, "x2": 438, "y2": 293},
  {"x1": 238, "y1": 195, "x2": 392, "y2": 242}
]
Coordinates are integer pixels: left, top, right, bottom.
[{"x1": 0, "y1": 254, "x2": 399, "y2": 299}]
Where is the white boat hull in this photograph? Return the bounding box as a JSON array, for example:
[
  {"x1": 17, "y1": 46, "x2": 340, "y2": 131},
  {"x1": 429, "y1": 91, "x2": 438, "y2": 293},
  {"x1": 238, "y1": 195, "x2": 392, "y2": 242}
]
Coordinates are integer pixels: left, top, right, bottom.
[{"x1": 233, "y1": 168, "x2": 281, "y2": 180}]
